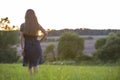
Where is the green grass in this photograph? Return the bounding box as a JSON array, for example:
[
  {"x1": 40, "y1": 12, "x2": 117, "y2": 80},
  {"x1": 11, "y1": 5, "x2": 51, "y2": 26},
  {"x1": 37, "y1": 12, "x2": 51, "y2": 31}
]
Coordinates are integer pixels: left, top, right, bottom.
[{"x1": 0, "y1": 64, "x2": 119, "y2": 80}]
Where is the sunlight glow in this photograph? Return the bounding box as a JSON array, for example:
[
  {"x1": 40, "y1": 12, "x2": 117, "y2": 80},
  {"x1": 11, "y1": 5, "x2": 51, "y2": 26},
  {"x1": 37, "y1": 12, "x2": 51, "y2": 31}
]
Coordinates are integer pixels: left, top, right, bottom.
[
  {"x1": 38, "y1": 30, "x2": 43, "y2": 36},
  {"x1": 0, "y1": 17, "x2": 19, "y2": 31}
]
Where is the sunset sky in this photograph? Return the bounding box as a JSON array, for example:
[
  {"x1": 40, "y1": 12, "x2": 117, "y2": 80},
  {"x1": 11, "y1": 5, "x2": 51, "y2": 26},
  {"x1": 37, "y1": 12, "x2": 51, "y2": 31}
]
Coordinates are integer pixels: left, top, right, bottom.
[{"x1": 0, "y1": 0, "x2": 120, "y2": 30}]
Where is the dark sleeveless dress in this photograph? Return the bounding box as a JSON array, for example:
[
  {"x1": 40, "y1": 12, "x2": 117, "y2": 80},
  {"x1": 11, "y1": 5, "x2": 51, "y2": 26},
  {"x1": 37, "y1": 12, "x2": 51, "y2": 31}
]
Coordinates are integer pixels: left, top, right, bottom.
[{"x1": 20, "y1": 24, "x2": 44, "y2": 68}]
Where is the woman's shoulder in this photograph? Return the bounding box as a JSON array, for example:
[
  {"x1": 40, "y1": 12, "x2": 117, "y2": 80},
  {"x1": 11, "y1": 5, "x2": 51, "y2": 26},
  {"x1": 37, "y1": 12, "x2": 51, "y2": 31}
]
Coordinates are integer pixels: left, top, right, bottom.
[
  {"x1": 20, "y1": 23, "x2": 25, "y2": 32},
  {"x1": 21, "y1": 23, "x2": 25, "y2": 27}
]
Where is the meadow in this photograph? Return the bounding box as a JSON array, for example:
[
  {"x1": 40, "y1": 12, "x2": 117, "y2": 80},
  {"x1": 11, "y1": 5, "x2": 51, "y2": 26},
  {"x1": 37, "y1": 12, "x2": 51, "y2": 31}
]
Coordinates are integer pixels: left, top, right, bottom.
[{"x1": 0, "y1": 64, "x2": 119, "y2": 80}]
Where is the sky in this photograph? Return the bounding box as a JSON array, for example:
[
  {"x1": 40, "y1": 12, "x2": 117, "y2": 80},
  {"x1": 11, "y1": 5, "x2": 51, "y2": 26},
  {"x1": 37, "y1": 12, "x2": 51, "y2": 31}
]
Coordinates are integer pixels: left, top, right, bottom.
[{"x1": 0, "y1": 0, "x2": 120, "y2": 30}]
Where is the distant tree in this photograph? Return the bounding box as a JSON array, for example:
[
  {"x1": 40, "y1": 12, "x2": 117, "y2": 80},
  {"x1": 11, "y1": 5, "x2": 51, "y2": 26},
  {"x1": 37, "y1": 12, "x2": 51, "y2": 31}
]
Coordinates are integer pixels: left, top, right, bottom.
[
  {"x1": 57, "y1": 32, "x2": 84, "y2": 60},
  {"x1": 0, "y1": 17, "x2": 19, "y2": 30},
  {"x1": 94, "y1": 32, "x2": 120, "y2": 63},
  {"x1": 44, "y1": 44, "x2": 56, "y2": 61},
  {"x1": 0, "y1": 17, "x2": 19, "y2": 63},
  {"x1": 94, "y1": 37, "x2": 106, "y2": 49}
]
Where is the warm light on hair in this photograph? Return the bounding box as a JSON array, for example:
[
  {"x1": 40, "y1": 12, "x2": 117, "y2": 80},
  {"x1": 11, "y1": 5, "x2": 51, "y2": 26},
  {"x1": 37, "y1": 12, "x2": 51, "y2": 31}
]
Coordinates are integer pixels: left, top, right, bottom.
[{"x1": 23, "y1": 9, "x2": 41, "y2": 36}]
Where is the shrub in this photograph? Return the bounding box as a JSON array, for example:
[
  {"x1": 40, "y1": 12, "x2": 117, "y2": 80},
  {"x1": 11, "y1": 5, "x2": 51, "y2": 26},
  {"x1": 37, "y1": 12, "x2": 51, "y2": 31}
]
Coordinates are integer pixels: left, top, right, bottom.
[
  {"x1": 94, "y1": 32, "x2": 120, "y2": 63},
  {"x1": 75, "y1": 54, "x2": 92, "y2": 62},
  {"x1": 115, "y1": 58, "x2": 120, "y2": 65},
  {"x1": 44, "y1": 44, "x2": 56, "y2": 61},
  {"x1": 0, "y1": 48, "x2": 19, "y2": 63},
  {"x1": 0, "y1": 31, "x2": 20, "y2": 63},
  {"x1": 94, "y1": 37, "x2": 106, "y2": 49},
  {"x1": 0, "y1": 31, "x2": 19, "y2": 48},
  {"x1": 57, "y1": 32, "x2": 84, "y2": 60}
]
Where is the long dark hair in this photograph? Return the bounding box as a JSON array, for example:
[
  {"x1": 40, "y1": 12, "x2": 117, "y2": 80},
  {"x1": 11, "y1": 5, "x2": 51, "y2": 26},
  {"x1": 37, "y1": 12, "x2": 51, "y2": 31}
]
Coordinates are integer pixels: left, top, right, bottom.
[{"x1": 23, "y1": 9, "x2": 41, "y2": 36}]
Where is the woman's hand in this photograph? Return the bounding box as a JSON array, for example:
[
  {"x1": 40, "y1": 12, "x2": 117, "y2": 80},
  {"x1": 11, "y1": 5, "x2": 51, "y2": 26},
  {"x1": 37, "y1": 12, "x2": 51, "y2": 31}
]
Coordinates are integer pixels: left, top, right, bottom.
[{"x1": 21, "y1": 49, "x2": 25, "y2": 56}]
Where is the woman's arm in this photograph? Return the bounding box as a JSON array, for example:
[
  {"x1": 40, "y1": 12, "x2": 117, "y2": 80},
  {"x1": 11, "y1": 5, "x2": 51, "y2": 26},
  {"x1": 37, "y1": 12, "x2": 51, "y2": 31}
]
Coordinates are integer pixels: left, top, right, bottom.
[
  {"x1": 39, "y1": 24, "x2": 47, "y2": 42},
  {"x1": 20, "y1": 32, "x2": 24, "y2": 49},
  {"x1": 20, "y1": 23, "x2": 25, "y2": 50}
]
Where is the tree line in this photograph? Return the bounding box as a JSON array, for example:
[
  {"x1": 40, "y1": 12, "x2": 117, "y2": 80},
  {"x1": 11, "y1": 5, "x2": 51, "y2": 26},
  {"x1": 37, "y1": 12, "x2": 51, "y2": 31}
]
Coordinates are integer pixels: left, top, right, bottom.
[{"x1": 47, "y1": 28, "x2": 120, "y2": 36}]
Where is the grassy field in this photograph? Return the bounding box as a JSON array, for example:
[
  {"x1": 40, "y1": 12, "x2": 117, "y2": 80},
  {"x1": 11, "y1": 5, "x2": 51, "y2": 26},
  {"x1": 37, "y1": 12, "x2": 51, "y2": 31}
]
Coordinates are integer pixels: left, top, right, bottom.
[{"x1": 0, "y1": 64, "x2": 119, "y2": 80}]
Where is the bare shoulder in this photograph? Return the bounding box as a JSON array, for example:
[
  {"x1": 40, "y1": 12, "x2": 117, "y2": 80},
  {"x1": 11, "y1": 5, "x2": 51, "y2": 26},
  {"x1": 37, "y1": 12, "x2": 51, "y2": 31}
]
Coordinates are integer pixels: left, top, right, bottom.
[
  {"x1": 21, "y1": 23, "x2": 25, "y2": 27},
  {"x1": 20, "y1": 23, "x2": 25, "y2": 32}
]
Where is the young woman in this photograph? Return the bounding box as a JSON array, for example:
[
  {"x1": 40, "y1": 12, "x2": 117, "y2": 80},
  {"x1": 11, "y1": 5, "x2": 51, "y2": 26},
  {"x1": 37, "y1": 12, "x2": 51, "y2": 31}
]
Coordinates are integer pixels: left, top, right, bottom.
[{"x1": 20, "y1": 9, "x2": 47, "y2": 75}]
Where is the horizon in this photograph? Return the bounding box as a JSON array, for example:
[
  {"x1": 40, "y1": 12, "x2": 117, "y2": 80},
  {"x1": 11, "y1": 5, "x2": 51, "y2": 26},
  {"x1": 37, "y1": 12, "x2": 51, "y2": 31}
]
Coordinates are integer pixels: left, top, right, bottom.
[
  {"x1": 1, "y1": 17, "x2": 120, "y2": 31},
  {"x1": 0, "y1": 0, "x2": 120, "y2": 30}
]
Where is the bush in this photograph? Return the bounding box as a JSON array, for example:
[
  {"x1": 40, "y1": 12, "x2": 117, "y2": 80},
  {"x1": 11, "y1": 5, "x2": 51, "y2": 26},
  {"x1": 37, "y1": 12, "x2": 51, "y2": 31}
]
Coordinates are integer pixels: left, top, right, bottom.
[
  {"x1": 75, "y1": 54, "x2": 92, "y2": 63},
  {"x1": 44, "y1": 44, "x2": 56, "y2": 61},
  {"x1": 0, "y1": 48, "x2": 19, "y2": 63},
  {"x1": 0, "y1": 31, "x2": 19, "y2": 48},
  {"x1": 0, "y1": 31, "x2": 20, "y2": 63},
  {"x1": 94, "y1": 37, "x2": 106, "y2": 49},
  {"x1": 76, "y1": 54, "x2": 92, "y2": 61},
  {"x1": 115, "y1": 58, "x2": 120, "y2": 65},
  {"x1": 94, "y1": 32, "x2": 120, "y2": 63},
  {"x1": 57, "y1": 32, "x2": 84, "y2": 60}
]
